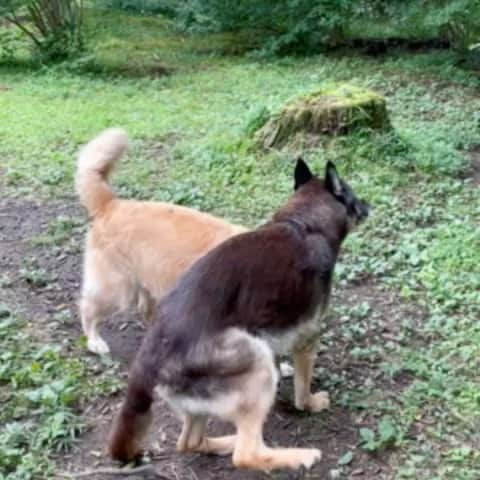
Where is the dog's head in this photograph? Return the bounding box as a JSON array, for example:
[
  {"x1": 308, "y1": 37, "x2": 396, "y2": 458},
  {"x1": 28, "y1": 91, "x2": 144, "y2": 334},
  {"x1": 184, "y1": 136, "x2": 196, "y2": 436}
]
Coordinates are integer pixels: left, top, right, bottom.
[{"x1": 294, "y1": 158, "x2": 369, "y2": 231}]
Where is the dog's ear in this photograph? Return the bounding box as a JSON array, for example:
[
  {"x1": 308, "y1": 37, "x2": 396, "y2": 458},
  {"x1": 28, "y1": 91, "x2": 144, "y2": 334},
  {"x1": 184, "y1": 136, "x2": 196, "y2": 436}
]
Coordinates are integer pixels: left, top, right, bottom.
[
  {"x1": 294, "y1": 158, "x2": 313, "y2": 190},
  {"x1": 325, "y1": 161, "x2": 343, "y2": 197}
]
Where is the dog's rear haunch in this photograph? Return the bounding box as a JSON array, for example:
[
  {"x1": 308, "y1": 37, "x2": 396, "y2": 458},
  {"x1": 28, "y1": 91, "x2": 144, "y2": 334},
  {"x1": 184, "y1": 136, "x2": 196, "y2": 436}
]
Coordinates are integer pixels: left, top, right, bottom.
[{"x1": 109, "y1": 159, "x2": 369, "y2": 472}]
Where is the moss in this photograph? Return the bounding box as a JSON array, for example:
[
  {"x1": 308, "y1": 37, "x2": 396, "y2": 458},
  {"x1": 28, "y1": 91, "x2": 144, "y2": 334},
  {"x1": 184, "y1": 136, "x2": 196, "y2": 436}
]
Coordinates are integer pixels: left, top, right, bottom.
[{"x1": 256, "y1": 83, "x2": 390, "y2": 149}]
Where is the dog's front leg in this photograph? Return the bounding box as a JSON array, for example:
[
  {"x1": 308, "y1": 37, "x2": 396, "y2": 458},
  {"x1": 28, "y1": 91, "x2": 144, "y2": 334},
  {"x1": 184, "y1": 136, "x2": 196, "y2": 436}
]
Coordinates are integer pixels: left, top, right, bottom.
[{"x1": 292, "y1": 349, "x2": 330, "y2": 412}]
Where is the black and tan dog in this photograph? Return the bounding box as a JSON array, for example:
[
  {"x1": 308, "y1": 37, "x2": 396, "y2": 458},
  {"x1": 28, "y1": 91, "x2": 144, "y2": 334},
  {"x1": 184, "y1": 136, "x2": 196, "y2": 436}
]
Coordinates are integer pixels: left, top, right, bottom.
[{"x1": 109, "y1": 159, "x2": 369, "y2": 471}]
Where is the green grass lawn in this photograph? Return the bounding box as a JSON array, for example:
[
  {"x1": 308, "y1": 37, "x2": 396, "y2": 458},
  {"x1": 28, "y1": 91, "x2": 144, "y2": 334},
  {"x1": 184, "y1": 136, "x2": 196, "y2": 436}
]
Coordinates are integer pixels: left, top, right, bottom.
[{"x1": 1, "y1": 8, "x2": 480, "y2": 480}]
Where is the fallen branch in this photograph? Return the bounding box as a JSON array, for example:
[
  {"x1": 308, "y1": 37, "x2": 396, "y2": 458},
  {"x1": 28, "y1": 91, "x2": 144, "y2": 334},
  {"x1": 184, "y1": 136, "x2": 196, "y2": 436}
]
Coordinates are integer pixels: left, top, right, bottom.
[
  {"x1": 57, "y1": 464, "x2": 171, "y2": 479},
  {"x1": 4, "y1": 8, "x2": 42, "y2": 48}
]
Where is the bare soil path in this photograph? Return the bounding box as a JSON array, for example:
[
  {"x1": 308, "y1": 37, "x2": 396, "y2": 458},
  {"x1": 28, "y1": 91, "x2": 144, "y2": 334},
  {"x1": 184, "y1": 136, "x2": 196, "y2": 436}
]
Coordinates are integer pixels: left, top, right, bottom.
[{"x1": 0, "y1": 196, "x2": 423, "y2": 480}]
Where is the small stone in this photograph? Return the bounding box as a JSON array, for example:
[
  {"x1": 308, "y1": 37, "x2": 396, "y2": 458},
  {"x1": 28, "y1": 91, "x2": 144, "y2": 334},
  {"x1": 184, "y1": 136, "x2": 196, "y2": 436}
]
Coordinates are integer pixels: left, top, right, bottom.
[
  {"x1": 352, "y1": 468, "x2": 364, "y2": 476},
  {"x1": 279, "y1": 361, "x2": 294, "y2": 378},
  {"x1": 330, "y1": 468, "x2": 342, "y2": 479},
  {"x1": 0, "y1": 304, "x2": 11, "y2": 318}
]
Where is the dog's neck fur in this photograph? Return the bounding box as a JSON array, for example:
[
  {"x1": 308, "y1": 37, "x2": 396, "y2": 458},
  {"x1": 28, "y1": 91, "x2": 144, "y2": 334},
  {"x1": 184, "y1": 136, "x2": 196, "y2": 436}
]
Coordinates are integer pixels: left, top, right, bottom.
[
  {"x1": 272, "y1": 178, "x2": 348, "y2": 255},
  {"x1": 139, "y1": 175, "x2": 352, "y2": 358}
]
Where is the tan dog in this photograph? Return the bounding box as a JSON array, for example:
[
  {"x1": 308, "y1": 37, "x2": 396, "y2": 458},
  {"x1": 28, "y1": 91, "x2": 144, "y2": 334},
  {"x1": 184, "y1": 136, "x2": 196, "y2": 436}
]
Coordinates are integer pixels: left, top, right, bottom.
[{"x1": 76, "y1": 128, "x2": 247, "y2": 355}]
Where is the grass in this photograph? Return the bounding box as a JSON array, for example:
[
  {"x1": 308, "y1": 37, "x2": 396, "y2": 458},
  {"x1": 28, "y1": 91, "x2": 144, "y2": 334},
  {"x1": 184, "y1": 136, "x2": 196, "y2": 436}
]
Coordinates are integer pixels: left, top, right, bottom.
[
  {"x1": 0, "y1": 309, "x2": 122, "y2": 478},
  {"x1": 30, "y1": 215, "x2": 83, "y2": 247},
  {"x1": 1, "y1": 7, "x2": 480, "y2": 480},
  {"x1": 338, "y1": 177, "x2": 480, "y2": 479}
]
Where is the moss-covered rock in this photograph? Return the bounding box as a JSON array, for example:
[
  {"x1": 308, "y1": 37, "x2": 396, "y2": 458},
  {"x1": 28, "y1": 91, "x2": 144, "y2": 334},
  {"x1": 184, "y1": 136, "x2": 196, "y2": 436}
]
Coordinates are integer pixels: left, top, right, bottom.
[{"x1": 256, "y1": 83, "x2": 390, "y2": 149}]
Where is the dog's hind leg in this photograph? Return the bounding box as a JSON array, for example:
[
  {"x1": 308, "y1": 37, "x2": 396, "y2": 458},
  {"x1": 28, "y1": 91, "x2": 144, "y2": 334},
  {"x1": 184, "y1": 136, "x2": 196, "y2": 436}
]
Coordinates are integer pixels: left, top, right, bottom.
[
  {"x1": 176, "y1": 414, "x2": 236, "y2": 456},
  {"x1": 80, "y1": 247, "x2": 126, "y2": 355},
  {"x1": 109, "y1": 373, "x2": 154, "y2": 461},
  {"x1": 137, "y1": 287, "x2": 155, "y2": 325},
  {"x1": 169, "y1": 331, "x2": 320, "y2": 471},
  {"x1": 176, "y1": 414, "x2": 207, "y2": 452},
  {"x1": 201, "y1": 435, "x2": 237, "y2": 456},
  {"x1": 292, "y1": 349, "x2": 330, "y2": 413},
  {"x1": 228, "y1": 338, "x2": 321, "y2": 471},
  {"x1": 80, "y1": 296, "x2": 111, "y2": 355},
  {"x1": 233, "y1": 413, "x2": 321, "y2": 471}
]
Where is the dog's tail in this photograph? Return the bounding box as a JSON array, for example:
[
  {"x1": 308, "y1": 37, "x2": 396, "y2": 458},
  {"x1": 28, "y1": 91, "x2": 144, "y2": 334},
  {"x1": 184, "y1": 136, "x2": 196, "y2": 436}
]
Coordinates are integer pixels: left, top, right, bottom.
[
  {"x1": 75, "y1": 128, "x2": 129, "y2": 217},
  {"x1": 109, "y1": 370, "x2": 154, "y2": 461}
]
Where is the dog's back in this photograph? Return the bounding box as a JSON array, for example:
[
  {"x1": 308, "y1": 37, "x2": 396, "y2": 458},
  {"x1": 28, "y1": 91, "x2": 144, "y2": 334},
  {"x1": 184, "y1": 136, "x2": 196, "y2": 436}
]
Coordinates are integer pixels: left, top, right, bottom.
[{"x1": 86, "y1": 198, "x2": 246, "y2": 300}]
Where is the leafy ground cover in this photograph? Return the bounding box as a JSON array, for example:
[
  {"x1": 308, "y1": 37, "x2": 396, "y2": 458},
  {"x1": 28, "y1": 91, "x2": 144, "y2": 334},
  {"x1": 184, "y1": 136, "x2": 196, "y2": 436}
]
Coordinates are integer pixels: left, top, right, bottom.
[{"x1": 0, "y1": 8, "x2": 479, "y2": 480}]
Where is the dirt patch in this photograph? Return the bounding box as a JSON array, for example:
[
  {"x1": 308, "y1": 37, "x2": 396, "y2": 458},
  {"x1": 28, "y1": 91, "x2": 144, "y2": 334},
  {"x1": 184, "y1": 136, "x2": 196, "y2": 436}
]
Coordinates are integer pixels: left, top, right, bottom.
[
  {"x1": 329, "y1": 282, "x2": 424, "y2": 389},
  {"x1": 138, "y1": 133, "x2": 181, "y2": 163},
  {"x1": 0, "y1": 196, "x2": 424, "y2": 480},
  {"x1": 0, "y1": 197, "x2": 83, "y2": 324}
]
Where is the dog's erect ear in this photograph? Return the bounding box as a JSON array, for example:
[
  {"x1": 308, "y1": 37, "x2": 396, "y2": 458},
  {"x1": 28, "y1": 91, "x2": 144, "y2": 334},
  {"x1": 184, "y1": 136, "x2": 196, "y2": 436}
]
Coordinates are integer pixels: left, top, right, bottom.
[
  {"x1": 325, "y1": 161, "x2": 343, "y2": 197},
  {"x1": 294, "y1": 158, "x2": 313, "y2": 190}
]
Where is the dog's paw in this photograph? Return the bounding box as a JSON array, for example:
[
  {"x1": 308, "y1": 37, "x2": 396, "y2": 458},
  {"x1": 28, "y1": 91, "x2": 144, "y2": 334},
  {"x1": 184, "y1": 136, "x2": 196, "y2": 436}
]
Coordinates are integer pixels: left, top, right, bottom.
[
  {"x1": 307, "y1": 391, "x2": 330, "y2": 412},
  {"x1": 234, "y1": 447, "x2": 321, "y2": 472},
  {"x1": 88, "y1": 336, "x2": 110, "y2": 355},
  {"x1": 281, "y1": 447, "x2": 322, "y2": 470}
]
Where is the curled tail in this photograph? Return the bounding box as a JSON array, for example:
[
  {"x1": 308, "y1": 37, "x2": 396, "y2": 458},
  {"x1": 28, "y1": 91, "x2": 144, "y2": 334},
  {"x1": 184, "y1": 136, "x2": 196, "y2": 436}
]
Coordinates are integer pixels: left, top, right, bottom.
[
  {"x1": 109, "y1": 372, "x2": 154, "y2": 461},
  {"x1": 75, "y1": 128, "x2": 129, "y2": 217}
]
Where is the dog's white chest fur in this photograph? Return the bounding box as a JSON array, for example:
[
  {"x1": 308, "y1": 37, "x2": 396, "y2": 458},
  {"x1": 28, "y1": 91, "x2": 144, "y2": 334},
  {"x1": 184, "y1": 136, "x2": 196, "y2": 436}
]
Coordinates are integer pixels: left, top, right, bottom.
[{"x1": 261, "y1": 310, "x2": 326, "y2": 356}]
